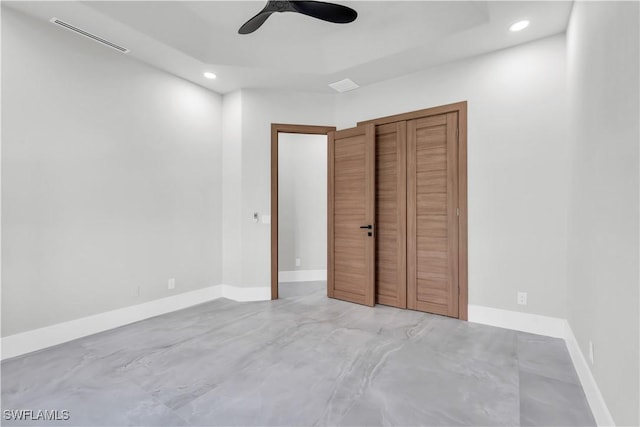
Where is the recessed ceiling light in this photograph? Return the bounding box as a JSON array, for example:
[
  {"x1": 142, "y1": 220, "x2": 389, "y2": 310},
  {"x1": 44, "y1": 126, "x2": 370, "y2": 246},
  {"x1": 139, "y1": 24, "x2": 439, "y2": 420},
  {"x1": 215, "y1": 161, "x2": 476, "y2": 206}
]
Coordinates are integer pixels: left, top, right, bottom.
[
  {"x1": 203, "y1": 72, "x2": 217, "y2": 79},
  {"x1": 509, "y1": 20, "x2": 530, "y2": 32}
]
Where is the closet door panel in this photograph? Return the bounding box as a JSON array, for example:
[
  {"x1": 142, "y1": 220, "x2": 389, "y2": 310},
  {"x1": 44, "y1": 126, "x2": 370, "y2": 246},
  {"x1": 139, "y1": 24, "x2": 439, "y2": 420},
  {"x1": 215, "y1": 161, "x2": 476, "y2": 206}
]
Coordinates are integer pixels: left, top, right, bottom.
[
  {"x1": 407, "y1": 112, "x2": 459, "y2": 317},
  {"x1": 375, "y1": 122, "x2": 407, "y2": 308},
  {"x1": 328, "y1": 124, "x2": 376, "y2": 306}
]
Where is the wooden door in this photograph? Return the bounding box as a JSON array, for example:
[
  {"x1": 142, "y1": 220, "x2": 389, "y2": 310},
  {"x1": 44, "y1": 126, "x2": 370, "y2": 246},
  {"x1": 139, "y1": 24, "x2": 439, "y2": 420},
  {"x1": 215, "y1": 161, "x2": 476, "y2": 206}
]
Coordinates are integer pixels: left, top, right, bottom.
[
  {"x1": 407, "y1": 113, "x2": 459, "y2": 317},
  {"x1": 375, "y1": 122, "x2": 407, "y2": 308},
  {"x1": 328, "y1": 124, "x2": 376, "y2": 306}
]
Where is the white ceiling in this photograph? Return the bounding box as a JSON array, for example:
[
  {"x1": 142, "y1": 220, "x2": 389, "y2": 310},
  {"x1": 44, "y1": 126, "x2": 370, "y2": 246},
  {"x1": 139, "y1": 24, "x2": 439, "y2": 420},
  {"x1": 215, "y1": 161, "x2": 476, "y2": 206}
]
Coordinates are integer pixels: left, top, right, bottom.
[{"x1": 6, "y1": 1, "x2": 573, "y2": 94}]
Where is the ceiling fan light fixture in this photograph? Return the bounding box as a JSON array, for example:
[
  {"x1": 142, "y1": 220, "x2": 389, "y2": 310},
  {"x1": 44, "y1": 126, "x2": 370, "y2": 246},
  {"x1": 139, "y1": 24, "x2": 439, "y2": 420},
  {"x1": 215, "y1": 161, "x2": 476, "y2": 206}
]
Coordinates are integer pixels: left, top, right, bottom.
[{"x1": 509, "y1": 20, "x2": 530, "y2": 32}]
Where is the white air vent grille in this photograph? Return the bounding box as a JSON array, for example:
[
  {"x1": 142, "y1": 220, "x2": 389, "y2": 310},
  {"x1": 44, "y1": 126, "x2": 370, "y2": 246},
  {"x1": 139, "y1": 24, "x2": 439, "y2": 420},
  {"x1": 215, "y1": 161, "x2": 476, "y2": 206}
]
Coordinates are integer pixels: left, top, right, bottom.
[
  {"x1": 329, "y1": 78, "x2": 359, "y2": 93},
  {"x1": 49, "y1": 18, "x2": 130, "y2": 54}
]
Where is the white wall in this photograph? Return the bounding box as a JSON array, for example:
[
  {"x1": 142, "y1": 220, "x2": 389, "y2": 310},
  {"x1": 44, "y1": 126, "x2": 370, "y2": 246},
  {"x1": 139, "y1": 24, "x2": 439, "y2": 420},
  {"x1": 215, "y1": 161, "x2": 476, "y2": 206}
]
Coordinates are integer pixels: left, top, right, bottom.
[
  {"x1": 278, "y1": 133, "x2": 327, "y2": 272},
  {"x1": 566, "y1": 2, "x2": 639, "y2": 425},
  {"x1": 223, "y1": 89, "x2": 335, "y2": 287},
  {"x1": 221, "y1": 91, "x2": 243, "y2": 287},
  {"x1": 1, "y1": 8, "x2": 223, "y2": 336},
  {"x1": 336, "y1": 34, "x2": 570, "y2": 318}
]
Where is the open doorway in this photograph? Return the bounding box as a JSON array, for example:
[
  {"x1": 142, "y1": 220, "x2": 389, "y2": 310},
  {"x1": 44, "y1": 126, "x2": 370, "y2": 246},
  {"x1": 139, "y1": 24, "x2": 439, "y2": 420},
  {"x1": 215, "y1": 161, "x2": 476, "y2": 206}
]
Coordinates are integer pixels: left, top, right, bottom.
[{"x1": 270, "y1": 124, "x2": 335, "y2": 300}]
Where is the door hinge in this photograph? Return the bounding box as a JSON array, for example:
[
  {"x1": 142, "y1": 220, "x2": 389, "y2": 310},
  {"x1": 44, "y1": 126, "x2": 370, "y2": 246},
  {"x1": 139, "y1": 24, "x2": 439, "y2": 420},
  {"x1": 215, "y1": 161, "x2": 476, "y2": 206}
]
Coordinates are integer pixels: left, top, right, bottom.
[{"x1": 456, "y1": 207, "x2": 460, "y2": 216}]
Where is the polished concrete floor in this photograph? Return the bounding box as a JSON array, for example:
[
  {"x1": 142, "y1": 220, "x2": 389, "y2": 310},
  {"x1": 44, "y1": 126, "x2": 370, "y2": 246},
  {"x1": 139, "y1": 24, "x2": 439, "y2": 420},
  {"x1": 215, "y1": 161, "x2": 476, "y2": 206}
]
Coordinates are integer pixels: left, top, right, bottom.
[{"x1": 2, "y1": 281, "x2": 595, "y2": 426}]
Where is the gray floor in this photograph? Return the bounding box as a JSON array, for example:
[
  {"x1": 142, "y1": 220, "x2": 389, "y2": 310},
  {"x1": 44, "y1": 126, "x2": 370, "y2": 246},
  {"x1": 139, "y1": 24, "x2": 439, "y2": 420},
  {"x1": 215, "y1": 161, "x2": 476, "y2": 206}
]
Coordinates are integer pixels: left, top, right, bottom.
[{"x1": 2, "y1": 281, "x2": 595, "y2": 426}]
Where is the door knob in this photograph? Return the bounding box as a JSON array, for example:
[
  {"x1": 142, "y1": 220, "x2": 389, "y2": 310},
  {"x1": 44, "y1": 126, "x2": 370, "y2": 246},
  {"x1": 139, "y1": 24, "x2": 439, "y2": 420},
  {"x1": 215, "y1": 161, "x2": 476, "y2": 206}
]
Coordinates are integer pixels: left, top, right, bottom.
[{"x1": 359, "y1": 225, "x2": 372, "y2": 229}]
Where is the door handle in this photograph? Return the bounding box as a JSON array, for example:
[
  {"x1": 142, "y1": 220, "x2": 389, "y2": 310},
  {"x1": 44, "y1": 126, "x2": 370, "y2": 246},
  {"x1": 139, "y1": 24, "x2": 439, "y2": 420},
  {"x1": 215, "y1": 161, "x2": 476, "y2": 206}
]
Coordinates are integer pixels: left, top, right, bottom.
[{"x1": 360, "y1": 224, "x2": 375, "y2": 237}]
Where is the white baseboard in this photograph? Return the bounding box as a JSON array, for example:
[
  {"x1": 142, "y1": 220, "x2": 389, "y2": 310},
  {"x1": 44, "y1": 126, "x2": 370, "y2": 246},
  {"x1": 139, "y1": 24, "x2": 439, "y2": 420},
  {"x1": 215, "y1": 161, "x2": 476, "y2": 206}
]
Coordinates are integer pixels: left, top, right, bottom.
[
  {"x1": 1, "y1": 284, "x2": 270, "y2": 360},
  {"x1": 219, "y1": 284, "x2": 271, "y2": 302},
  {"x1": 278, "y1": 269, "x2": 327, "y2": 282},
  {"x1": 468, "y1": 304, "x2": 567, "y2": 338},
  {"x1": 469, "y1": 304, "x2": 614, "y2": 427},
  {"x1": 563, "y1": 322, "x2": 616, "y2": 426}
]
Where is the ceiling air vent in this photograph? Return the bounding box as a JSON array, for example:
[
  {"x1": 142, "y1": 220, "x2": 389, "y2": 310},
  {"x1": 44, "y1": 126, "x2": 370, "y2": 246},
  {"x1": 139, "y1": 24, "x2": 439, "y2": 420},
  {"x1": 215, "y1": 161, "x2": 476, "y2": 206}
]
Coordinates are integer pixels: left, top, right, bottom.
[
  {"x1": 49, "y1": 18, "x2": 130, "y2": 54},
  {"x1": 329, "y1": 78, "x2": 359, "y2": 93}
]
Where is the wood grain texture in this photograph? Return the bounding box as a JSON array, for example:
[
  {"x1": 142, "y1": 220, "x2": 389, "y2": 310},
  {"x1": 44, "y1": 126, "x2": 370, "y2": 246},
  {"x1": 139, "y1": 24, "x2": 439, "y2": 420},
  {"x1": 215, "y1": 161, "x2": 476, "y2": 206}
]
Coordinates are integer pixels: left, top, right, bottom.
[
  {"x1": 407, "y1": 120, "x2": 417, "y2": 311},
  {"x1": 328, "y1": 124, "x2": 376, "y2": 306},
  {"x1": 445, "y1": 112, "x2": 459, "y2": 317},
  {"x1": 375, "y1": 122, "x2": 407, "y2": 308},
  {"x1": 328, "y1": 131, "x2": 335, "y2": 298},
  {"x1": 407, "y1": 113, "x2": 459, "y2": 317},
  {"x1": 457, "y1": 103, "x2": 468, "y2": 320},
  {"x1": 271, "y1": 124, "x2": 335, "y2": 300},
  {"x1": 365, "y1": 124, "x2": 376, "y2": 307},
  {"x1": 357, "y1": 101, "x2": 467, "y2": 127}
]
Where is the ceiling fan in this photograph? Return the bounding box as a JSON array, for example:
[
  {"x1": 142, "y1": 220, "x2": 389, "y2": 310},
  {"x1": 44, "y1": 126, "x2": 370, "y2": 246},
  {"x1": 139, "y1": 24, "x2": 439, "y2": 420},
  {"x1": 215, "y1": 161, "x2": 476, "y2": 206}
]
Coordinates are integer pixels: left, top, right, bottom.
[{"x1": 238, "y1": 1, "x2": 358, "y2": 34}]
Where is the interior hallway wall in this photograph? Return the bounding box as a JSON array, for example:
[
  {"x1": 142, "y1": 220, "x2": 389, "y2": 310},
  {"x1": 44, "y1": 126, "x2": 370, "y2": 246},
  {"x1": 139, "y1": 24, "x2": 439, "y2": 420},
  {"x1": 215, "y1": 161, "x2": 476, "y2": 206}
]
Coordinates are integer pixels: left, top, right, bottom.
[
  {"x1": 566, "y1": 2, "x2": 640, "y2": 424},
  {"x1": 335, "y1": 34, "x2": 570, "y2": 318},
  {"x1": 278, "y1": 133, "x2": 328, "y2": 272},
  {"x1": 1, "y1": 8, "x2": 223, "y2": 336}
]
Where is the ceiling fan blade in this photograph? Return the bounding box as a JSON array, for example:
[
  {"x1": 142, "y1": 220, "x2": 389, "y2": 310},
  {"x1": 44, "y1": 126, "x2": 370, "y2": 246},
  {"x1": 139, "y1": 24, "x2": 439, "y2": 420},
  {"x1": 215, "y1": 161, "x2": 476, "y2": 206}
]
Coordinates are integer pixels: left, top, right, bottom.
[
  {"x1": 238, "y1": 10, "x2": 274, "y2": 34},
  {"x1": 290, "y1": 1, "x2": 357, "y2": 24}
]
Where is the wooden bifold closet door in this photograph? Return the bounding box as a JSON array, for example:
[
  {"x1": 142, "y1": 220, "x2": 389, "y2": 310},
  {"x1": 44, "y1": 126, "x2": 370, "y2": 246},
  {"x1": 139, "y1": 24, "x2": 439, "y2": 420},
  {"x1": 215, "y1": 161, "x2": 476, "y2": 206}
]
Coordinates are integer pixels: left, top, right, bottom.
[
  {"x1": 328, "y1": 124, "x2": 376, "y2": 306},
  {"x1": 327, "y1": 102, "x2": 466, "y2": 319},
  {"x1": 374, "y1": 122, "x2": 407, "y2": 308},
  {"x1": 407, "y1": 112, "x2": 459, "y2": 317}
]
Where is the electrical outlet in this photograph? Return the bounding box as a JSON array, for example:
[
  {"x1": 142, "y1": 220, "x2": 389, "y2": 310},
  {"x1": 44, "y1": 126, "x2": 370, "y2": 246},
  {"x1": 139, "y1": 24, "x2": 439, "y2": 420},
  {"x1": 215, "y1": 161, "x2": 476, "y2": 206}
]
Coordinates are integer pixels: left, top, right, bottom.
[
  {"x1": 295, "y1": 258, "x2": 301, "y2": 267},
  {"x1": 589, "y1": 341, "x2": 594, "y2": 365},
  {"x1": 168, "y1": 278, "x2": 175, "y2": 290},
  {"x1": 517, "y1": 292, "x2": 527, "y2": 305}
]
